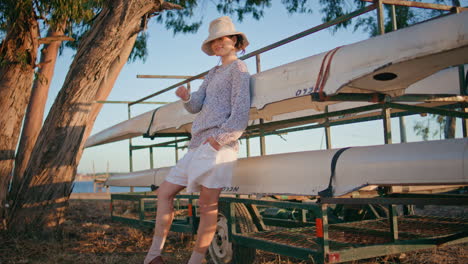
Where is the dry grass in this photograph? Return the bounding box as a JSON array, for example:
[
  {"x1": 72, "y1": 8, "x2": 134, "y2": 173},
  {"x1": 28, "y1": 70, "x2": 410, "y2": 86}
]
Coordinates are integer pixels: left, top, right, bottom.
[{"x1": 0, "y1": 200, "x2": 466, "y2": 264}]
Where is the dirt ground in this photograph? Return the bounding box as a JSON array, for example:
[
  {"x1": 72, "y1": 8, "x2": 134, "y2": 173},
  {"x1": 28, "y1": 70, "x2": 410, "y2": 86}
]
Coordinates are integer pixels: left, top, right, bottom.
[{"x1": 0, "y1": 199, "x2": 466, "y2": 264}]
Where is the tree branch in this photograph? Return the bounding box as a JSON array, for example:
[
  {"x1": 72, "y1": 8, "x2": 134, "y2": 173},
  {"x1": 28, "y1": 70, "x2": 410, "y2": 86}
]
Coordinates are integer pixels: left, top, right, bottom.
[{"x1": 160, "y1": 1, "x2": 183, "y2": 11}]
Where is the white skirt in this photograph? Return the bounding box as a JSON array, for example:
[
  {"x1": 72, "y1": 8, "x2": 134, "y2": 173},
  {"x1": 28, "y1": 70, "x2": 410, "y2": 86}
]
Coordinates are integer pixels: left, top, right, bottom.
[{"x1": 165, "y1": 143, "x2": 238, "y2": 192}]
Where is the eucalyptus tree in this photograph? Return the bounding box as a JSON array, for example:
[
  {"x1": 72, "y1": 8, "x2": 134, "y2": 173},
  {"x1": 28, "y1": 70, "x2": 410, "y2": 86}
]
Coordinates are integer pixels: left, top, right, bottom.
[
  {"x1": 3, "y1": 0, "x2": 154, "y2": 227},
  {"x1": 0, "y1": 0, "x2": 39, "y2": 221},
  {"x1": 0, "y1": 0, "x2": 110, "y2": 226},
  {"x1": 5, "y1": 0, "x2": 180, "y2": 234},
  {"x1": 10, "y1": 0, "x2": 105, "y2": 215}
]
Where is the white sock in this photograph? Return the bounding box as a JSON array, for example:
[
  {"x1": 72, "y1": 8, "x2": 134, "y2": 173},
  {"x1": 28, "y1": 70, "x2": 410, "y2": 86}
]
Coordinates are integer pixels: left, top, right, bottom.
[
  {"x1": 187, "y1": 251, "x2": 205, "y2": 264},
  {"x1": 144, "y1": 236, "x2": 166, "y2": 264}
]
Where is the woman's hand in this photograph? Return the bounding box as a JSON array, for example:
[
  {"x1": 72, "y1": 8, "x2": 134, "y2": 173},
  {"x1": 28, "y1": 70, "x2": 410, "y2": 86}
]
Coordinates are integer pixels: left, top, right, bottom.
[
  {"x1": 204, "y1": 137, "x2": 221, "y2": 151},
  {"x1": 176, "y1": 86, "x2": 190, "y2": 101}
]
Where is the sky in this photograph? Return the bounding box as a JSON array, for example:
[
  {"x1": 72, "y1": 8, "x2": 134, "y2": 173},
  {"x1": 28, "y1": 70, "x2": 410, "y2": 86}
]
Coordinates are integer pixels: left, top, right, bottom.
[{"x1": 42, "y1": 1, "x2": 465, "y2": 174}]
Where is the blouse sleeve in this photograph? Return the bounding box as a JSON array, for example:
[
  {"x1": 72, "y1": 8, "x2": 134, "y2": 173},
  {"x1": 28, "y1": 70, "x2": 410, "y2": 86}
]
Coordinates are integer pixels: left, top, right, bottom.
[
  {"x1": 214, "y1": 61, "x2": 251, "y2": 146},
  {"x1": 183, "y1": 69, "x2": 214, "y2": 114}
]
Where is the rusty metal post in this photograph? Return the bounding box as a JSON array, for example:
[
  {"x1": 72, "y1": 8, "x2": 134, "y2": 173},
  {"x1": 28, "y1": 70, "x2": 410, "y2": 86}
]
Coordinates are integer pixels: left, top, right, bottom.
[
  {"x1": 175, "y1": 137, "x2": 179, "y2": 162},
  {"x1": 382, "y1": 107, "x2": 392, "y2": 144},
  {"x1": 256, "y1": 54, "x2": 261, "y2": 72},
  {"x1": 376, "y1": 0, "x2": 386, "y2": 35},
  {"x1": 399, "y1": 115, "x2": 407, "y2": 143},
  {"x1": 256, "y1": 54, "x2": 266, "y2": 156},
  {"x1": 260, "y1": 119, "x2": 266, "y2": 156},
  {"x1": 390, "y1": 4, "x2": 407, "y2": 143},
  {"x1": 128, "y1": 105, "x2": 135, "y2": 193},
  {"x1": 246, "y1": 136, "x2": 251, "y2": 157},
  {"x1": 453, "y1": 4, "x2": 468, "y2": 138},
  {"x1": 390, "y1": 4, "x2": 397, "y2": 30},
  {"x1": 325, "y1": 126, "x2": 332, "y2": 150},
  {"x1": 149, "y1": 147, "x2": 154, "y2": 169},
  {"x1": 459, "y1": 67, "x2": 468, "y2": 138},
  {"x1": 376, "y1": 2, "x2": 392, "y2": 145},
  {"x1": 325, "y1": 107, "x2": 332, "y2": 149},
  {"x1": 128, "y1": 105, "x2": 134, "y2": 172},
  {"x1": 388, "y1": 204, "x2": 399, "y2": 241}
]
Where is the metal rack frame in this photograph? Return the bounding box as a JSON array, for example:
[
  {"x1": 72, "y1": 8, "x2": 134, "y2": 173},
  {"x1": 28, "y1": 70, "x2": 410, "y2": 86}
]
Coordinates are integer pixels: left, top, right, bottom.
[{"x1": 99, "y1": 1, "x2": 468, "y2": 263}]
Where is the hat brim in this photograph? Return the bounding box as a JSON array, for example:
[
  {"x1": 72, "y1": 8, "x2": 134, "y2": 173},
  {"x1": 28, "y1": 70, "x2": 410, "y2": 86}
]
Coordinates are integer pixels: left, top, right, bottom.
[{"x1": 201, "y1": 32, "x2": 249, "y2": 56}]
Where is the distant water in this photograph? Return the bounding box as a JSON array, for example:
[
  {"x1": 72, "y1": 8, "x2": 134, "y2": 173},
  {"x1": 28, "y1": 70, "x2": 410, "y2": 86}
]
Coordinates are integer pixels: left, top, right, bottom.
[{"x1": 72, "y1": 181, "x2": 151, "y2": 193}]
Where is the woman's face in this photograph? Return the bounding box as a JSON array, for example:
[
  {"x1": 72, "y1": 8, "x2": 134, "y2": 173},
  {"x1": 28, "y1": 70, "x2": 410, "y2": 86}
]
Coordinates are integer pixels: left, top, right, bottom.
[{"x1": 210, "y1": 35, "x2": 237, "y2": 57}]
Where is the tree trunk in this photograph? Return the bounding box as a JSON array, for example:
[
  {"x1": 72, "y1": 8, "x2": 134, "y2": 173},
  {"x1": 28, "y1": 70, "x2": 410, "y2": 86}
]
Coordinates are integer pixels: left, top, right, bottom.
[
  {"x1": 7, "y1": 0, "x2": 177, "y2": 235},
  {"x1": 0, "y1": 8, "x2": 39, "y2": 221},
  {"x1": 84, "y1": 34, "x2": 139, "y2": 141},
  {"x1": 10, "y1": 24, "x2": 66, "y2": 201}
]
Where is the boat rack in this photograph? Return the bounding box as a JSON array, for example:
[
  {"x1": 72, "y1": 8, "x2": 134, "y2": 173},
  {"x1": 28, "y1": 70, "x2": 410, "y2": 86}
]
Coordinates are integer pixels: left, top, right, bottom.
[
  {"x1": 93, "y1": 1, "x2": 468, "y2": 263},
  {"x1": 130, "y1": 96, "x2": 468, "y2": 172},
  {"x1": 110, "y1": 192, "x2": 468, "y2": 263}
]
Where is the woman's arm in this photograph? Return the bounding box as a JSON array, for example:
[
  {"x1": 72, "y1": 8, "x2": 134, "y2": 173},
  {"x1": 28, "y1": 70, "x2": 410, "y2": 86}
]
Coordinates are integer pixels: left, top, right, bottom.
[
  {"x1": 214, "y1": 61, "x2": 251, "y2": 146},
  {"x1": 183, "y1": 69, "x2": 214, "y2": 114}
]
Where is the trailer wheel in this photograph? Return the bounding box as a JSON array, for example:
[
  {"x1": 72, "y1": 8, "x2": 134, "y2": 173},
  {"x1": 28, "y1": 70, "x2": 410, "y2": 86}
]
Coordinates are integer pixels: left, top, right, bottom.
[
  {"x1": 336, "y1": 204, "x2": 389, "y2": 222},
  {"x1": 208, "y1": 202, "x2": 257, "y2": 264}
]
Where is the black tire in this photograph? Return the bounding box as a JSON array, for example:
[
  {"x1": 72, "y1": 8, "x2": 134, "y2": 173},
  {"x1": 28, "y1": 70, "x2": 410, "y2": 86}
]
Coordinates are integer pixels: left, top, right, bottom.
[
  {"x1": 208, "y1": 202, "x2": 257, "y2": 264},
  {"x1": 339, "y1": 204, "x2": 389, "y2": 222}
]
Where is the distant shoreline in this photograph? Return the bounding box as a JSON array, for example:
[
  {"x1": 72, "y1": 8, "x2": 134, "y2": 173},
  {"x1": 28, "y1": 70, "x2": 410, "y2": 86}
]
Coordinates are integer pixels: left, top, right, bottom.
[
  {"x1": 74, "y1": 178, "x2": 106, "y2": 182},
  {"x1": 70, "y1": 192, "x2": 111, "y2": 200},
  {"x1": 75, "y1": 174, "x2": 109, "y2": 182},
  {"x1": 72, "y1": 181, "x2": 151, "y2": 194}
]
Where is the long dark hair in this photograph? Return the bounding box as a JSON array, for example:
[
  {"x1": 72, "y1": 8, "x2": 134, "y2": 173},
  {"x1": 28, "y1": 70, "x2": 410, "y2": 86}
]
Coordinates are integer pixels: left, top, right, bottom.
[{"x1": 230, "y1": 34, "x2": 246, "y2": 54}]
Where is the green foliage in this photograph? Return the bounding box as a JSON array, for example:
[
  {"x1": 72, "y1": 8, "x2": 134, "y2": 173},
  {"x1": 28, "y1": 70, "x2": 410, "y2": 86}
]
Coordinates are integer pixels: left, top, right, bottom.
[
  {"x1": 353, "y1": 4, "x2": 417, "y2": 36},
  {"x1": 215, "y1": 0, "x2": 271, "y2": 21},
  {"x1": 35, "y1": 0, "x2": 104, "y2": 31},
  {"x1": 0, "y1": 0, "x2": 104, "y2": 36},
  {"x1": 0, "y1": 0, "x2": 37, "y2": 67},
  {"x1": 62, "y1": 20, "x2": 92, "y2": 52},
  {"x1": 318, "y1": 0, "x2": 365, "y2": 33},
  {"x1": 281, "y1": 0, "x2": 314, "y2": 14},
  {"x1": 154, "y1": 0, "x2": 201, "y2": 35},
  {"x1": 0, "y1": 0, "x2": 34, "y2": 37},
  {"x1": 413, "y1": 114, "x2": 446, "y2": 141},
  {"x1": 0, "y1": 0, "x2": 104, "y2": 56},
  {"x1": 129, "y1": 32, "x2": 148, "y2": 63}
]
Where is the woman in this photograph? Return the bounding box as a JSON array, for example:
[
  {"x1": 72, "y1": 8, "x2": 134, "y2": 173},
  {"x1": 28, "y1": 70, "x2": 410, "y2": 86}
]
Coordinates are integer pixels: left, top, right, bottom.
[{"x1": 144, "y1": 16, "x2": 251, "y2": 264}]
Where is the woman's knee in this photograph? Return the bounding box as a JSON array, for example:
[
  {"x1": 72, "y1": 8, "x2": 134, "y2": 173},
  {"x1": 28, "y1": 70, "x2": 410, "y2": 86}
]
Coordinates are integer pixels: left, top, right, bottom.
[
  {"x1": 198, "y1": 186, "x2": 222, "y2": 214},
  {"x1": 198, "y1": 202, "x2": 218, "y2": 215},
  {"x1": 157, "y1": 189, "x2": 175, "y2": 201},
  {"x1": 157, "y1": 181, "x2": 184, "y2": 201},
  {"x1": 198, "y1": 196, "x2": 220, "y2": 214}
]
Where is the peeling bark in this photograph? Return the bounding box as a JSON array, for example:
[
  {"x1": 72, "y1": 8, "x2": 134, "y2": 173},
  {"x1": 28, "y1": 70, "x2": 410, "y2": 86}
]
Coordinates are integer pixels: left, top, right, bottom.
[
  {"x1": 85, "y1": 34, "x2": 139, "y2": 141},
  {"x1": 0, "y1": 7, "x2": 39, "y2": 220},
  {"x1": 7, "y1": 0, "x2": 179, "y2": 234},
  {"x1": 10, "y1": 24, "x2": 66, "y2": 200}
]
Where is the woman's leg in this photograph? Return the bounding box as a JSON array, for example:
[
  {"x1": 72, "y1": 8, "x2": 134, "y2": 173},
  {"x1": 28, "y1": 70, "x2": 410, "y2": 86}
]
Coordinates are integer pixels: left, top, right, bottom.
[
  {"x1": 144, "y1": 181, "x2": 185, "y2": 264},
  {"x1": 154, "y1": 181, "x2": 186, "y2": 237},
  {"x1": 188, "y1": 185, "x2": 222, "y2": 264}
]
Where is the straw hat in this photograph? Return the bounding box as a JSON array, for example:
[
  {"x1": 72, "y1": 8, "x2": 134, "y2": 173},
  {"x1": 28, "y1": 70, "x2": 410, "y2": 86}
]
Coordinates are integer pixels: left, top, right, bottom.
[{"x1": 201, "y1": 16, "x2": 249, "y2": 56}]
